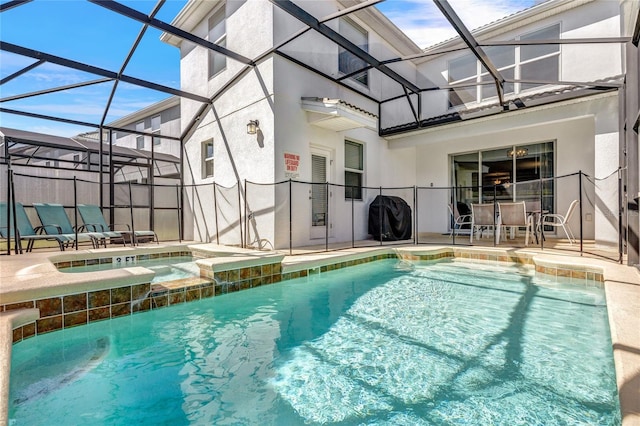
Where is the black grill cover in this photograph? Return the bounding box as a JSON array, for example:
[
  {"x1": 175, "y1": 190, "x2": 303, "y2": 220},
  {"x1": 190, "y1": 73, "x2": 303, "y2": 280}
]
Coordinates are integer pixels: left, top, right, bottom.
[{"x1": 368, "y1": 195, "x2": 412, "y2": 241}]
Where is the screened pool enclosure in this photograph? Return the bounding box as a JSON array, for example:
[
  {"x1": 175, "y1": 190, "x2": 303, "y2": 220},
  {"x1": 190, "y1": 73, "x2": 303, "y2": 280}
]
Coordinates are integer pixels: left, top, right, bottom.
[{"x1": 1, "y1": 0, "x2": 639, "y2": 264}]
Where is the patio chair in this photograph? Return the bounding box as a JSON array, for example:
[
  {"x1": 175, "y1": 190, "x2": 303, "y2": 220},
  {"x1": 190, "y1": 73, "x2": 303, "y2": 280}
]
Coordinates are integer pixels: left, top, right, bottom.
[
  {"x1": 540, "y1": 199, "x2": 579, "y2": 245},
  {"x1": 498, "y1": 201, "x2": 534, "y2": 246},
  {"x1": 448, "y1": 203, "x2": 472, "y2": 237},
  {"x1": 78, "y1": 204, "x2": 158, "y2": 246},
  {"x1": 77, "y1": 204, "x2": 128, "y2": 247},
  {"x1": 0, "y1": 202, "x2": 73, "y2": 252},
  {"x1": 33, "y1": 203, "x2": 103, "y2": 249},
  {"x1": 470, "y1": 203, "x2": 501, "y2": 243}
]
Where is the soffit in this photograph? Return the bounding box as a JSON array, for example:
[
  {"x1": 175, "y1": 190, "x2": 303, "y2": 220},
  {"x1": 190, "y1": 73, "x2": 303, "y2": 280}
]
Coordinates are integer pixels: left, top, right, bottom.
[{"x1": 301, "y1": 97, "x2": 378, "y2": 131}]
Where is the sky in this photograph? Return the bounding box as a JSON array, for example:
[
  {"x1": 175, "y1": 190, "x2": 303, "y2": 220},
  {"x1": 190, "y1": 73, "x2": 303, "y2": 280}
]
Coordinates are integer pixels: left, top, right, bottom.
[
  {"x1": 0, "y1": 0, "x2": 537, "y2": 137},
  {"x1": 376, "y1": 0, "x2": 539, "y2": 48}
]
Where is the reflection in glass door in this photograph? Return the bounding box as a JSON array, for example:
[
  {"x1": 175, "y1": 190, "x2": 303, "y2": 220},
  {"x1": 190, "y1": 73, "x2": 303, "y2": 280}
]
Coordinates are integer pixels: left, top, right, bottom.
[
  {"x1": 515, "y1": 142, "x2": 554, "y2": 213},
  {"x1": 481, "y1": 148, "x2": 513, "y2": 202},
  {"x1": 452, "y1": 152, "x2": 479, "y2": 218},
  {"x1": 451, "y1": 141, "x2": 554, "y2": 211},
  {"x1": 311, "y1": 153, "x2": 328, "y2": 239}
]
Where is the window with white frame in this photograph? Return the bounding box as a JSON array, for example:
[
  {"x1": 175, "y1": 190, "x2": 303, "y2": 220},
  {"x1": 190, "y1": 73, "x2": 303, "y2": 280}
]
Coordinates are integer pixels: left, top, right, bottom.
[
  {"x1": 339, "y1": 18, "x2": 368, "y2": 86},
  {"x1": 135, "y1": 121, "x2": 144, "y2": 150},
  {"x1": 208, "y1": 8, "x2": 226, "y2": 79},
  {"x1": 202, "y1": 140, "x2": 214, "y2": 178},
  {"x1": 448, "y1": 24, "x2": 560, "y2": 108},
  {"x1": 151, "y1": 115, "x2": 161, "y2": 146},
  {"x1": 519, "y1": 25, "x2": 560, "y2": 91},
  {"x1": 344, "y1": 140, "x2": 363, "y2": 200}
]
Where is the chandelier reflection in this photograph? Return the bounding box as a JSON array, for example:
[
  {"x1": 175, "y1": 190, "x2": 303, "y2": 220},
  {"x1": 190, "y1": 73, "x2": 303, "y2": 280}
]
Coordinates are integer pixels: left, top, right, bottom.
[{"x1": 507, "y1": 147, "x2": 528, "y2": 158}]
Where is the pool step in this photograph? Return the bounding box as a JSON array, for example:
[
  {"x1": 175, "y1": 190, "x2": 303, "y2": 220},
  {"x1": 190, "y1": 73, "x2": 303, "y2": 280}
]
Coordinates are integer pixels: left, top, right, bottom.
[{"x1": 151, "y1": 277, "x2": 211, "y2": 294}]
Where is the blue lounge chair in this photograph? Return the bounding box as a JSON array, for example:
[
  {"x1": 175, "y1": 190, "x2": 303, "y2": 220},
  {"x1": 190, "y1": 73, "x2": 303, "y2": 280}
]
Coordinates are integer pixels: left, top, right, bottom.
[
  {"x1": 33, "y1": 203, "x2": 103, "y2": 249},
  {"x1": 78, "y1": 204, "x2": 157, "y2": 246},
  {"x1": 0, "y1": 202, "x2": 72, "y2": 252},
  {"x1": 77, "y1": 204, "x2": 127, "y2": 247}
]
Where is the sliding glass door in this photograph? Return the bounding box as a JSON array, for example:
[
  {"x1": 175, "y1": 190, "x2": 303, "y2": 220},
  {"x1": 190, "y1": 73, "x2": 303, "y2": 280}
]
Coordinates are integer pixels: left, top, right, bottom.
[
  {"x1": 515, "y1": 142, "x2": 554, "y2": 213},
  {"x1": 452, "y1": 152, "x2": 479, "y2": 207},
  {"x1": 451, "y1": 142, "x2": 554, "y2": 213}
]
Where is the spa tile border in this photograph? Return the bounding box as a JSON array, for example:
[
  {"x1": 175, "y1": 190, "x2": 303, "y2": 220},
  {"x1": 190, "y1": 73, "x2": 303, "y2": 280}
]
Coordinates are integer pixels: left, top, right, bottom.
[
  {"x1": 53, "y1": 251, "x2": 192, "y2": 270},
  {"x1": 286, "y1": 252, "x2": 453, "y2": 278},
  {"x1": 449, "y1": 249, "x2": 604, "y2": 283},
  {"x1": 7, "y1": 248, "x2": 603, "y2": 344},
  {"x1": 534, "y1": 264, "x2": 603, "y2": 285},
  {"x1": 5, "y1": 282, "x2": 154, "y2": 343}
]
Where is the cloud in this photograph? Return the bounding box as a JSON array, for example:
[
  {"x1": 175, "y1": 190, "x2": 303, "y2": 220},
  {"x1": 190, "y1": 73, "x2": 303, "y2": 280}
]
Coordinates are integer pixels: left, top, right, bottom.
[
  {"x1": 379, "y1": 0, "x2": 537, "y2": 48},
  {"x1": 25, "y1": 72, "x2": 87, "y2": 85},
  {"x1": 11, "y1": 99, "x2": 158, "y2": 119},
  {"x1": 0, "y1": 93, "x2": 163, "y2": 136},
  {"x1": 0, "y1": 51, "x2": 36, "y2": 73},
  {"x1": 0, "y1": 112, "x2": 94, "y2": 137},
  {"x1": 27, "y1": 124, "x2": 93, "y2": 138},
  {"x1": 452, "y1": 0, "x2": 539, "y2": 29}
]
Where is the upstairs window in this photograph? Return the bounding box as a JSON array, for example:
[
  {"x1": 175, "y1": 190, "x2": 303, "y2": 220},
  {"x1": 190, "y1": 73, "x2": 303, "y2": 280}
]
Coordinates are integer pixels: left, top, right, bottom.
[
  {"x1": 135, "y1": 121, "x2": 144, "y2": 150},
  {"x1": 202, "y1": 140, "x2": 214, "y2": 178},
  {"x1": 208, "y1": 8, "x2": 227, "y2": 78},
  {"x1": 151, "y1": 115, "x2": 161, "y2": 146},
  {"x1": 344, "y1": 140, "x2": 364, "y2": 200},
  {"x1": 480, "y1": 45, "x2": 515, "y2": 100},
  {"x1": 339, "y1": 18, "x2": 368, "y2": 87},
  {"x1": 519, "y1": 24, "x2": 560, "y2": 91},
  {"x1": 448, "y1": 54, "x2": 478, "y2": 108},
  {"x1": 448, "y1": 24, "x2": 560, "y2": 109}
]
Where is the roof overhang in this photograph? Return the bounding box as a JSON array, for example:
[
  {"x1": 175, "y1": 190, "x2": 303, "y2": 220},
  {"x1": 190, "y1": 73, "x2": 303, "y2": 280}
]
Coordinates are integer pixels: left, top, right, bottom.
[
  {"x1": 160, "y1": 0, "x2": 224, "y2": 47},
  {"x1": 301, "y1": 97, "x2": 377, "y2": 131},
  {"x1": 0, "y1": 127, "x2": 180, "y2": 163},
  {"x1": 383, "y1": 90, "x2": 618, "y2": 141},
  {"x1": 108, "y1": 96, "x2": 180, "y2": 128},
  {"x1": 421, "y1": 0, "x2": 587, "y2": 54}
]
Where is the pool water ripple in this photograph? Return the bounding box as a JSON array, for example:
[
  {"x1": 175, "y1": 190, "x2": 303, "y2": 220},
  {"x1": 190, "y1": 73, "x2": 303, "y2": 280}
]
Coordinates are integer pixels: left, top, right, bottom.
[{"x1": 9, "y1": 259, "x2": 620, "y2": 425}]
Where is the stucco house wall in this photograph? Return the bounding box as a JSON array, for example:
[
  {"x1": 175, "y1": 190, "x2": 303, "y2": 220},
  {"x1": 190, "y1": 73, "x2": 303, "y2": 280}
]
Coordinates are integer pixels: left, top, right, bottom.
[
  {"x1": 389, "y1": 92, "x2": 620, "y2": 244},
  {"x1": 271, "y1": 1, "x2": 420, "y2": 249},
  {"x1": 173, "y1": 0, "x2": 275, "y2": 244},
  {"x1": 164, "y1": 0, "x2": 631, "y2": 249},
  {"x1": 415, "y1": 0, "x2": 624, "y2": 124},
  {"x1": 170, "y1": 0, "x2": 420, "y2": 248}
]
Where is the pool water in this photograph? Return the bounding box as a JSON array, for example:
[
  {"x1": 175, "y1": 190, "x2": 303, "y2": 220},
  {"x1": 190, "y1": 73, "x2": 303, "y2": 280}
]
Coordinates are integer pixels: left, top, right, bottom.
[
  {"x1": 63, "y1": 256, "x2": 200, "y2": 283},
  {"x1": 9, "y1": 259, "x2": 620, "y2": 425}
]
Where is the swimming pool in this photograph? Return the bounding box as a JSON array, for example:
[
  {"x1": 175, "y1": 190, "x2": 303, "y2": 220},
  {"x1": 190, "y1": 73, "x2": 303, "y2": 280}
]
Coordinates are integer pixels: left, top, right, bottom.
[
  {"x1": 61, "y1": 256, "x2": 200, "y2": 284},
  {"x1": 9, "y1": 259, "x2": 619, "y2": 424}
]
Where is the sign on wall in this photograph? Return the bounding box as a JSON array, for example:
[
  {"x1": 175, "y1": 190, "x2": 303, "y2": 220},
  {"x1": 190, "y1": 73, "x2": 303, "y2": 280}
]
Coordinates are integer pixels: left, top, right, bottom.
[{"x1": 284, "y1": 152, "x2": 300, "y2": 179}]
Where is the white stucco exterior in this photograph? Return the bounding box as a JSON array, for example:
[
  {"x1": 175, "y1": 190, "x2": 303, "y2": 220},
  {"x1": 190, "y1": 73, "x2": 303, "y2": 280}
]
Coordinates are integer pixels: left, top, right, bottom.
[
  {"x1": 389, "y1": 93, "x2": 620, "y2": 244},
  {"x1": 158, "y1": 0, "x2": 636, "y2": 249}
]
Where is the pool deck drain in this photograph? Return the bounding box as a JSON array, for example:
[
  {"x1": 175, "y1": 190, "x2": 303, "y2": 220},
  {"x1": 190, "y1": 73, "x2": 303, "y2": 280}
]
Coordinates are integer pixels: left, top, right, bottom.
[{"x1": 0, "y1": 242, "x2": 639, "y2": 425}]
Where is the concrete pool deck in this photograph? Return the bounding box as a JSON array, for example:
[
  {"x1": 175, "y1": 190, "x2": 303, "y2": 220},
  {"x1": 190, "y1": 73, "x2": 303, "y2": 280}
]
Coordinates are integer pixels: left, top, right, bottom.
[{"x1": 1, "y1": 243, "x2": 639, "y2": 425}]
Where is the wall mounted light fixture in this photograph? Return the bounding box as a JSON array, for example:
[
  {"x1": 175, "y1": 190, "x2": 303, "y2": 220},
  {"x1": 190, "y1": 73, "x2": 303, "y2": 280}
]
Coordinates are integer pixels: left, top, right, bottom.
[{"x1": 247, "y1": 120, "x2": 259, "y2": 135}]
